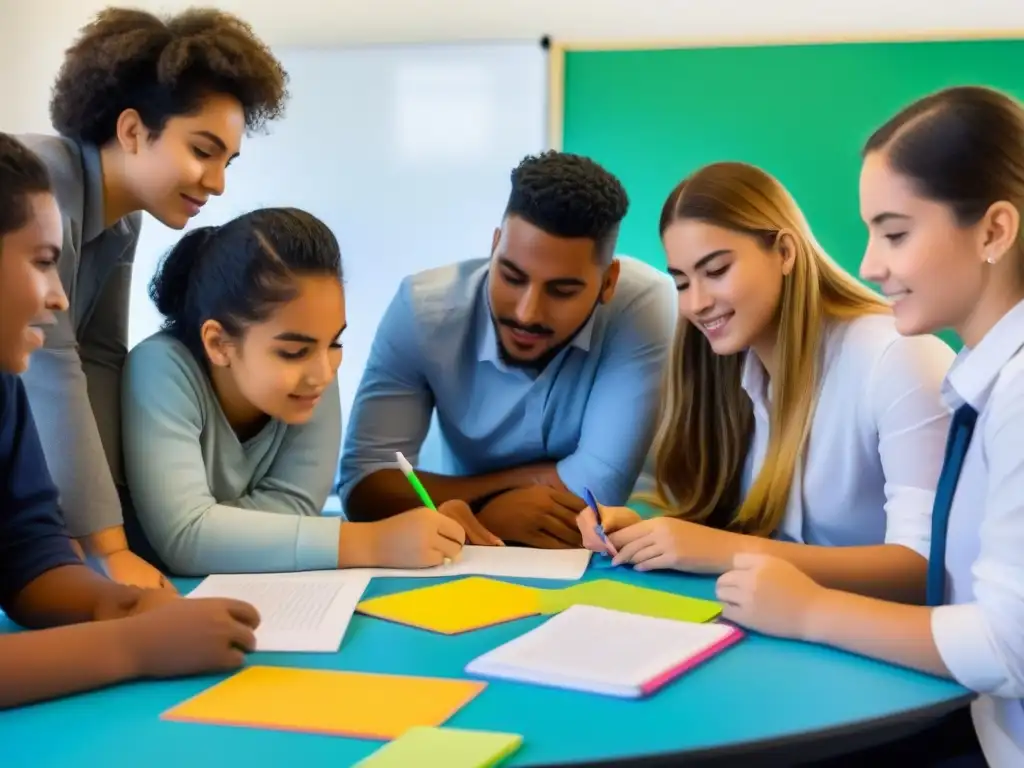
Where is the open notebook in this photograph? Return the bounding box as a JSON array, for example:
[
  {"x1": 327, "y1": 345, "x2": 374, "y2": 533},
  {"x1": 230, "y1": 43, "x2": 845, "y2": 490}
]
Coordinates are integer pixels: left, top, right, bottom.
[{"x1": 465, "y1": 604, "x2": 742, "y2": 699}]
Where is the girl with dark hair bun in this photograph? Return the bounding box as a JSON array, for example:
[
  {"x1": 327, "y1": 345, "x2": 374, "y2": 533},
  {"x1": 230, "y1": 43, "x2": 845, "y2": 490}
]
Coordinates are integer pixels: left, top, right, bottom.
[{"x1": 124, "y1": 207, "x2": 494, "y2": 576}]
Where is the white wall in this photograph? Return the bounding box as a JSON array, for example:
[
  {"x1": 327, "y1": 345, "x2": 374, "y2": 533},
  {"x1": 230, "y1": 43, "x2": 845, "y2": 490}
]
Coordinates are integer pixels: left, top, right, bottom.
[
  {"x1": 125, "y1": 43, "x2": 547, "y2": 473},
  {"x1": 4, "y1": 0, "x2": 1024, "y2": 133}
]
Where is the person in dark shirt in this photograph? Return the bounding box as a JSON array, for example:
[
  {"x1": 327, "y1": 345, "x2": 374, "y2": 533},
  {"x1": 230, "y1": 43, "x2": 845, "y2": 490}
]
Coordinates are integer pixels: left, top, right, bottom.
[{"x1": 0, "y1": 131, "x2": 262, "y2": 708}]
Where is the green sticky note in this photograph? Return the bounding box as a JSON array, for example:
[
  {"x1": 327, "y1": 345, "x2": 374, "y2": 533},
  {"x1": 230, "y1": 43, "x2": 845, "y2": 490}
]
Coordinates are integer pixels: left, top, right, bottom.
[
  {"x1": 355, "y1": 726, "x2": 523, "y2": 768},
  {"x1": 538, "y1": 579, "x2": 722, "y2": 623}
]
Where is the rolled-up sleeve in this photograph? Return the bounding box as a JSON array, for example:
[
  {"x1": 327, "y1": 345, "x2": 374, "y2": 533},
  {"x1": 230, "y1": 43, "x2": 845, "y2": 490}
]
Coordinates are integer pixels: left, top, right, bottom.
[
  {"x1": 556, "y1": 273, "x2": 676, "y2": 505},
  {"x1": 867, "y1": 334, "x2": 955, "y2": 559},
  {"x1": 337, "y1": 281, "x2": 435, "y2": 506},
  {"x1": 932, "y1": 373, "x2": 1024, "y2": 698}
]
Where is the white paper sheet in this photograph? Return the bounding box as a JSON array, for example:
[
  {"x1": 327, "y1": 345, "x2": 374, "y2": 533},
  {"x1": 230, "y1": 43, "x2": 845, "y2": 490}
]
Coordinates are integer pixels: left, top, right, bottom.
[
  {"x1": 362, "y1": 545, "x2": 592, "y2": 580},
  {"x1": 281, "y1": 546, "x2": 592, "y2": 582},
  {"x1": 187, "y1": 572, "x2": 371, "y2": 652}
]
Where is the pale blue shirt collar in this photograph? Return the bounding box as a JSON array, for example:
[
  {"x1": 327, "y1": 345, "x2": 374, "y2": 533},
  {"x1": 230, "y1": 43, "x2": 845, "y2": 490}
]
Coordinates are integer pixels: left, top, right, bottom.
[
  {"x1": 943, "y1": 298, "x2": 1024, "y2": 411},
  {"x1": 474, "y1": 273, "x2": 598, "y2": 367}
]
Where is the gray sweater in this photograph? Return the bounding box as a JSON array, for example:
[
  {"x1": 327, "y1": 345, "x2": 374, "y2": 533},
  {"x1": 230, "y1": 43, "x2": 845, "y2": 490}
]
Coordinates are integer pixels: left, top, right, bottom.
[
  {"x1": 18, "y1": 134, "x2": 141, "y2": 537},
  {"x1": 121, "y1": 333, "x2": 342, "y2": 576}
]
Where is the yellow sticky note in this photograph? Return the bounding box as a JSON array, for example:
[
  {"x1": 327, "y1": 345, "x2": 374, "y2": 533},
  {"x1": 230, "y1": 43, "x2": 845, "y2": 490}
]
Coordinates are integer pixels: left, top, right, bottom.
[
  {"x1": 161, "y1": 666, "x2": 487, "y2": 739},
  {"x1": 538, "y1": 579, "x2": 722, "y2": 623},
  {"x1": 357, "y1": 577, "x2": 541, "y2": 634},
  {"x1": 355, "y1": 726, "x2": 523, "y2": 768}
]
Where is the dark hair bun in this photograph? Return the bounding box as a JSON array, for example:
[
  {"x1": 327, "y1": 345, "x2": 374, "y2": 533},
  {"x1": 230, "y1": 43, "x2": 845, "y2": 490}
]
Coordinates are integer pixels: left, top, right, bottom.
[
  {"x1": 149, "y1": 226, "x2": 216, "y2": 321},
  {"x1": 147, "y1": 208, "x2": 343, "y2": 363}
]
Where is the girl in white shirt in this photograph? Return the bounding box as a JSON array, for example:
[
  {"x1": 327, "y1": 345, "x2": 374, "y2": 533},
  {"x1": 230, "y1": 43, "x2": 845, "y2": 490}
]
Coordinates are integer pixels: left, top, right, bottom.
[
  {"x1": 716, "y1": 85, "x2": 1024, "y2": 767},
  {"x1": 580, "y1": 161, "x2": 955, "y2": 604}
]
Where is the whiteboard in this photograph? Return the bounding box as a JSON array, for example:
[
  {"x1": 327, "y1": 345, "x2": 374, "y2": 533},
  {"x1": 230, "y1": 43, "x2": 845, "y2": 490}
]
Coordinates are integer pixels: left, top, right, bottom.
[{"x1": 128, "y1": 42, "x2": 548, "y2": 475}]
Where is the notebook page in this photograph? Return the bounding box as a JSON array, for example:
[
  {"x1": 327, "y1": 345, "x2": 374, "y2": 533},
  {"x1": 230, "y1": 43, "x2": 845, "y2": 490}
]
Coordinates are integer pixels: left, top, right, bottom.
[
  {"x1": 187, "y1": 572, "x2": 370, "y2": 652},
  {"x1": 277, "y1": 546, "x2": 592, "y2": 582},
  {"x1": 468, "y1": 604, "x2": 735, "y2": 691},
  {"x1": 365, "y1": 546, "x2": 591, "y2": 581}
]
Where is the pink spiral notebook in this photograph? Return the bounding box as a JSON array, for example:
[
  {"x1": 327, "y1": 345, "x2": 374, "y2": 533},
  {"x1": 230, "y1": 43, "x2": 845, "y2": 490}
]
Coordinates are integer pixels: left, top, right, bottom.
[{"x1": 465, "y1": 604, "x2": 743, "y2": 699}]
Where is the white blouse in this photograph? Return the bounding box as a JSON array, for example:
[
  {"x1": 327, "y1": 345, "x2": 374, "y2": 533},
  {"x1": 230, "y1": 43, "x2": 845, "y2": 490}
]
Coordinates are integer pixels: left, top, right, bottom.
[
  {"x1": 741, "y1": 313, "x2": 955, "y2": 554},
  {"x1": 930, "y1": 299, "x2": 1024, "y2": 767}
]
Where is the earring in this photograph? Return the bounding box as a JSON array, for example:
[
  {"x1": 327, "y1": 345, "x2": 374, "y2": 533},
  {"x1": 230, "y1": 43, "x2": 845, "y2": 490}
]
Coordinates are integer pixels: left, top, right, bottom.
[{"x1": 987, "y1": 256, "x2": 997, "y2": 265}]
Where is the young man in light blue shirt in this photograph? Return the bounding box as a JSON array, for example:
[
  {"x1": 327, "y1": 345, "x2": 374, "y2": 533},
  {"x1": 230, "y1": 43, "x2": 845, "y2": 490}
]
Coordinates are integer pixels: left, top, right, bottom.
[{"x1": 339, "y1": 151, "x2": 676, "y2": 548}]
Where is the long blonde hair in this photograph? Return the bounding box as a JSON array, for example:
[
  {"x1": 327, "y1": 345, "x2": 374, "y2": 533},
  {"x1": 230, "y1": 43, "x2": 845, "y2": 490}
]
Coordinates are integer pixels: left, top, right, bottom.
[{"x1": 642, "y1": 162, "x2": 889, "y2": 537}]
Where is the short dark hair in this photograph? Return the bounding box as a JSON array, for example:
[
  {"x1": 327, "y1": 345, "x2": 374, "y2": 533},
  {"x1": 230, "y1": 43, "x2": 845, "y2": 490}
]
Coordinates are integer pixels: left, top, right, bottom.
[
  {"x1": 505, "y1": 150, "x2": 629, "y2": 260},
  {"x1": 863, "y1": 85, "x2": 1024, "y2": 230},
  {"x1": 0, "y1": 133, "x2": 53, "y2": 241},
  {"x1": 149, "y1": 208, "x2": 343, "y2": 361},
  {"x1": 50, "y1": 7, "x2": 289, "y2": 145}
]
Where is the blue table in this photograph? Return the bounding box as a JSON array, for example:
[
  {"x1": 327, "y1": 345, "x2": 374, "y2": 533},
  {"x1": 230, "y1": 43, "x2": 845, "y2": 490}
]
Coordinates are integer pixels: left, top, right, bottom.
[{"x1": 0, "y1": 564, "x2": 971, "y2": 767}]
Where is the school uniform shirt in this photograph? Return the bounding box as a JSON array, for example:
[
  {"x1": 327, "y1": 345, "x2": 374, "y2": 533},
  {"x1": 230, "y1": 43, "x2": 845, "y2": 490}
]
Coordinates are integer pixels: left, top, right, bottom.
[
  {"x1": 16, "y1": 134, "x2": 141, "y2": 538},
  {"x1": 337, "y1": 256, "x2": 678, "y2": 509},
  {"x1": 0, "y1": 373, "x2": 81, "y2": 609},
  {"x1": 120, "y1": 333, "x2": 343, "y2": 576},
  {"x1": 930, "y1": 299, "x2": 1024, "y2": 767},
  {"x1": 741, "y1": 313, "x2": 955, "y2": 551}
]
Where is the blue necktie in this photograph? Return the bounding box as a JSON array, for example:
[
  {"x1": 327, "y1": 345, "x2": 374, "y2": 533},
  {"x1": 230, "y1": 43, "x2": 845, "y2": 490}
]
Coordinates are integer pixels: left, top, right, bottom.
[{"x1": 926, "y1": 403, "x2": 979, "y2": 606}]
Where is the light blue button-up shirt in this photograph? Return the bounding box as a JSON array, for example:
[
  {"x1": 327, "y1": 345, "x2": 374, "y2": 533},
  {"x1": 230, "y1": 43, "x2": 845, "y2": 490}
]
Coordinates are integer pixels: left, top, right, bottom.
[{"x1": 338, "y1": 256, "x2": 677, "y2": 508}]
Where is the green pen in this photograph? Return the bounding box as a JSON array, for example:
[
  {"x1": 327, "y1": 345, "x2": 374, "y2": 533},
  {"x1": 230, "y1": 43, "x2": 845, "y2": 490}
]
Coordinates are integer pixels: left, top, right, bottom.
[
  {"x1": 396, "y1": 452, "x2": 451, "y2": 564},
  {"x1": 395, "y1": 451, "x2": 436, "y2": 510}
]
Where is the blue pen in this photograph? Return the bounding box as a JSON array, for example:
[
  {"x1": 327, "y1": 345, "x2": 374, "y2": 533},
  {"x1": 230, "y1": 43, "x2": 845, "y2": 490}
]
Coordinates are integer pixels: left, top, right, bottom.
[{"x1": 583, "y1": 487, "x2": 615, "y2": 556}]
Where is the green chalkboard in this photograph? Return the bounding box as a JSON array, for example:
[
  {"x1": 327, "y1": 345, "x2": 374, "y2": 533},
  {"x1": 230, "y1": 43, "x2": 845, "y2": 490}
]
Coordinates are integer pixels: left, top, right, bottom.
[{"x1": 561, "y1": 38, "x2": 1024, "y2": 349}]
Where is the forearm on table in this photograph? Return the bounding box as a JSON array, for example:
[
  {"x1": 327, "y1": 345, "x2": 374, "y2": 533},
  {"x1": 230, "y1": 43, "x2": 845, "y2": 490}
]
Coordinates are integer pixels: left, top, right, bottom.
[
  {"x1": 345, "y1": 464, "x2": 558, "y2": 521},
  {"x1": 7, "y1": 565, "x2": 137, "y2": 629},
  {"x1": 0, "y1": 620, "x2": 136, "y2": 708},
  {"x1": 143, "y1": 502, "x2": 342, "y2": 575},
  {"x1": 751, "y1": 538, "x2": 927, "y2": 603},
  {"x1": 76, "y1": 525, "x2": 131, "y2": 557},
  {"x1": 803, "y1": 588, "x2": 948, "y2": 678}
]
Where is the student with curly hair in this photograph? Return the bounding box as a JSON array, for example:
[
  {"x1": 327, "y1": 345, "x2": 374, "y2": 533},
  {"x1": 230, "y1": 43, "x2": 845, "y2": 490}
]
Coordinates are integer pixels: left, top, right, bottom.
[
  {"x1": 338, "y1": 151, "x2": 677, "y2": 548},
  {"x1": 15, "y1": 8, "x2": 289, "y2": 589}
]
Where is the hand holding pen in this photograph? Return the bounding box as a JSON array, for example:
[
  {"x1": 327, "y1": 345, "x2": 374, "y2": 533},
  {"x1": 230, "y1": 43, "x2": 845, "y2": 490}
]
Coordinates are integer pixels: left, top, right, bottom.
[
  {"x1": 396, "y1": 452, "x2": 503, "y2": 550},
  {"x1": 581, "y1": 487, "x2": 619, "y2": 558}
]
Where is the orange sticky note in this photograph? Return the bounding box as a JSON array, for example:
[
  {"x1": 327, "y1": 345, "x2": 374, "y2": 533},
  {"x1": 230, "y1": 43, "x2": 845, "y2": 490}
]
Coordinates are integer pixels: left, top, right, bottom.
[
  {"x1": 161, "y1": 665, "x2": 487, "y2": 739},
  {"x1": 357, "y1": 577, "x2": 541, "y2": 635}
]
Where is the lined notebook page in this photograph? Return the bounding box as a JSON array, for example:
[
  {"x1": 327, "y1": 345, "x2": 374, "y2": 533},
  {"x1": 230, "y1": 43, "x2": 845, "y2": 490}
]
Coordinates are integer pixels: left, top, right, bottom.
[
  {"x1": 466, "y1": 604, "x2": 740, "y2": 697},
  {"x1": 188, "y1": 573, "x2": 370, "y2": 652}
]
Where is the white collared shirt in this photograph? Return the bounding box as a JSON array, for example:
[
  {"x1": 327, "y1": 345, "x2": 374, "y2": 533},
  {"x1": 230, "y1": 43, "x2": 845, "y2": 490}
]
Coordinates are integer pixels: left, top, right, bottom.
[
  {"x1": 930, "y1": 299, "x2": 1024, "y2": 767},
  {"x1": 741, "y1": 313, "x2": 955, "y2": 554}
]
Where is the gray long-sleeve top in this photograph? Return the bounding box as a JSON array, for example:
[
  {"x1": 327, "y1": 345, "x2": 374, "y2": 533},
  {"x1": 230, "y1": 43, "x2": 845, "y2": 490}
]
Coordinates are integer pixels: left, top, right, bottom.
[{"x1": 17, "y1": 134, "x2": 141, "y2": 537}]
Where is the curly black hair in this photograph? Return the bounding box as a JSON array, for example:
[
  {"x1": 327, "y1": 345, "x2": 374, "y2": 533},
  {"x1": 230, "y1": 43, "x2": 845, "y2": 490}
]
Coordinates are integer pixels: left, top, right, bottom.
[
  {"x1": 0, "y1": 133, "x2": 52, "y2": 241},
  {"x1": 50, "y1": 7, "x2": 289, "y2": 145},
  {"x1": 505, "y1": 150, "x2": 629, "y2": 260}
]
